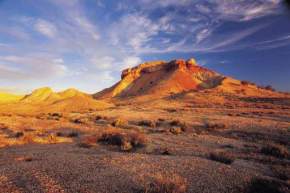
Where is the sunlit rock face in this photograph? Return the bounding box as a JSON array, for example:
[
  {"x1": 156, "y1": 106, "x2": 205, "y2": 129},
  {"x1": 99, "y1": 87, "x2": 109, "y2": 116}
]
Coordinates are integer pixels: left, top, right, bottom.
[{"x1": 94, "y1": 58, "x2": 233, "y2": 98}]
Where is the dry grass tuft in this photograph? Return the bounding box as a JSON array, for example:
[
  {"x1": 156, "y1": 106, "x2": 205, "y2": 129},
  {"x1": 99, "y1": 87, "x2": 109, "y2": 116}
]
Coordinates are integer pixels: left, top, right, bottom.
[
  {"x1": 15, "y1": 156, "x2": 33, "y2": 162},
  {"x1": 209, "y1": 151, "x2": 234, "y2": 164},
  {"x1": 111, "y1": 118, "x2": 128, "y2": 127},
  {"x1": 77, "y1": 142, "x2": 93, "y2": 148},
  {"x1": 261, "y1": 143, "x2": 289, "y2": 159},
  {"x1": 98, "y1": 128, "x2": 147, "y2": 151},
  {"x1": 95, "y1": 115, "x2": 108, "y2": 121},
  {"x1": 67, "y1": 131, "x2": 79, "y2": 138},
  {"x1": 204, "y1": 122, "x2": 227, "y2": 131},
  {"x1": 20, "y1": 133, "x2": 71, "y2": 145},
  {"x1": 169, "y1": 120, "x2": 188, "y2": 132},
  {"x1": 247, "y1": 178, "x2": 289, "y2": 193},
  {"x1": 14, "y1": 131, "x2": 24, "y2": 138},
  {"x1": 138, "y1": 120, "x2": 156, "y2": 127},
  {"x1": 142, "y1": 173, "x2": 187, "y2": 193},
  {"x1": 271, "y1": 165, "x2": 290, "y2": 181},
  {"x1": 169, "y1": 127, "x2": 182, "y2": 135}
]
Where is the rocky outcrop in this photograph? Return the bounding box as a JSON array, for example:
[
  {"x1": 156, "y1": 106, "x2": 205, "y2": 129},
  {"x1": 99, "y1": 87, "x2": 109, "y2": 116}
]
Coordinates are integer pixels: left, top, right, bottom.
[{"x1": 94, "y1": 58, "x2": 227, "y2": 98}]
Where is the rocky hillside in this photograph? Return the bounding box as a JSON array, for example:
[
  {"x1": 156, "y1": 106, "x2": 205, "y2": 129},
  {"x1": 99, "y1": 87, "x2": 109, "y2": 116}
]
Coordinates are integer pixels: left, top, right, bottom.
[
  {"x1": 95, "y1": 58, "x2": 278, "y2": 99},
  {"x1": 95, "y1": 58, "x2": 225, "y2": 98}
]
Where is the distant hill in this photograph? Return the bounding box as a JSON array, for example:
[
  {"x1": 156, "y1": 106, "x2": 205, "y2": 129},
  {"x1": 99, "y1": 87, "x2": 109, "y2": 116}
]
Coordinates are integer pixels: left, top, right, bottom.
[
  {"x1": 0, "y1": 92, "x2": 23, "y2": 103},
  {"x1": 21, "y1": 87, "x2": 88, "y2": 103},
  {"x1": 14, "y1": 87, "x2": 113, "y2": 113},
  {"x1": 94, "y1": 58, "x2": 278, "y2": 99}
]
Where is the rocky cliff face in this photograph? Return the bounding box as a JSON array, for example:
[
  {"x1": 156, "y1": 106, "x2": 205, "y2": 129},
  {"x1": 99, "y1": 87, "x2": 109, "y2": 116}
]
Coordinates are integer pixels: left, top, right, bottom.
[{"x1": 94, "y1": 58, "x2": 226, "y2": 98}]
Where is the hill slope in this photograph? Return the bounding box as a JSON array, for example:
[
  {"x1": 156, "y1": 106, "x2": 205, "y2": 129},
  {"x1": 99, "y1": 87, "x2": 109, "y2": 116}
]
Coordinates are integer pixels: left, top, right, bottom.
[
  {"x1": 0, "y1": 92, "x2": 23, "y2": 103},
  {"x1": 0, "y1": 87, "x2": 113, "y2": 113},
  {"x1": 94, "y1": 58, "x2": 277, "y2": 99}
]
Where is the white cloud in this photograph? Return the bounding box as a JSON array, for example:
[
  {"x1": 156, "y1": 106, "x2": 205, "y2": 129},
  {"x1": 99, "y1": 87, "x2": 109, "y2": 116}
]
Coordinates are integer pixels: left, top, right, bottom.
[
  {"x1": 91, "y1": 56, "x2": 115, "y2": 70},
  {"x1": 34, "y1": 19, "x2": 57, "y2": 38},
  {"x1": 110, "y1": 14, "x2": 160, "y2": 51},
  {"x1": 0, "y1": 54, "x2": 68, "y2": 79},
  {"x1": 121, "y1": 56, "x2": 142, "y2": 69},
  {"x1": 196, "y1": 28, "x2": 212, "y2": 43},
  {"x1": 213, "y1": 0, "x2": 282, "y2": 21}
]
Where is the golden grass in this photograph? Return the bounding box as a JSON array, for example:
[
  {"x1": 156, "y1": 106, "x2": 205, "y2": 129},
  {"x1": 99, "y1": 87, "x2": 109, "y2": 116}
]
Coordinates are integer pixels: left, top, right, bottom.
[
  {"x1": 0, "y1": 132, "x2": 72, "y2": 148},
  {"x1": 142, "y1": 173, "x2": 187, "y2": 193}
]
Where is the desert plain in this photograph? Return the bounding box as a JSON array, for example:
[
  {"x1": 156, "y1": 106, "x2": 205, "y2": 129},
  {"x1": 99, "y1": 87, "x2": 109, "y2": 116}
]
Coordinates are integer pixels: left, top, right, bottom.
[{"x1": 0, "y1": 59, "x2": 289, "y2": 193}]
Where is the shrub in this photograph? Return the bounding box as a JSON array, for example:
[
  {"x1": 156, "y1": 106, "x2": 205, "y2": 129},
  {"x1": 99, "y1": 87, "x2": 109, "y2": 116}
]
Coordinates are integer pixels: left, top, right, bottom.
[
  {"x1": 264, "y1": 85, "x2": 275, "y2": 92},
  {"x1": 261, "y1": 143, "x2": 289, "y2": 159},
  {"x1": 271, "y1": 165, "x2": 290, "y2": 181},
  {"x1": 169, "y1": 127, "x2": 182, "y2": 135},
  {"x1": 24, "y1": 157, "x2": 33, "y2": 162},
  {"x1": 204, "y1": 122, "x2": 226, "y2": 131},
  {"x1": 67, "y1": 131, "x2": 79, "y2": 138},
  {"x1": 247, "y1": 178, "x2": 288, "y2": 193},
  {"x1": 111, "y1": 118, "x2": 128, "y2": 127},
  {"x1": 209, "y1": 152, "x2": 234, "y2": 164},
  {"x1": 96, "y1": 115, "x2": 108, "y2": 121},
  {"x1": 14, "y1": 131, "x2": 24, "y2": 138},
  {"x1": 56, "y1": 132, "x2": 65, "y2": 137},
  {"x1": 47, "y1": 134, "x2": 58, "y2": 144},
  {"x1": 22, "y1": 133, "x2": 35, "y2": 143},
  {"x1": 77, "y1": 142, "x2": 92, "y2": 148},
  {"x1": 16, "y1": 156, "x2": 33, "y2": 162},
  {"x1": 241, "y1": 80, "x2": 250, "y2": 85},
  {"x1": 142, "y1": 174, "x2": 187, "y2": 193},
  {"x1": 73, "y1": 118, "x2": 82, "y2": 124},
  {"x1": 98, "y1": 128, "x2": 147, "y2": 151},
  {"x1": 138, "y1": 120, "x2": 156, "y2": 127},
  {"x1": 170, "y1": 120, "x2": 188, "y2": 132}
]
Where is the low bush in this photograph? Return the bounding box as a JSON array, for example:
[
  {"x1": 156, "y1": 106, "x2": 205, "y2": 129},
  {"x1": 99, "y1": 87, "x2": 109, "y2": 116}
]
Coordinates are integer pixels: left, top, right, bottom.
[
  {"x1": 95, "y1": 115, "x2": 108, "y2": 121},
  {"x1": 98, "y1": 128, "x2": 147, "y2": 151},
  {"x1": 247, "y1": 178, "x2": 288, "y2": 193},
  {"x1": 138, "y1": 120, "x2": 156, "y2": 127},
  {"x1": 209, "y1": 152, "x2": 234, "y2": 164},
  {"x1": 77, "y1": 142, "x2": 92, "y2": 148},
  {"x1": 261, "y1": 143, "x2": 289, "y2": 159},
  {"x1": 204, "y1": 122, "x2": 226, "y2": 131},
  {"x1": 271, "y1": 165, "x2": 290, "y2": 181},
  {"x1": 14, "y1": 131, "x2": 24, "y2": 138},
  {"x1": 170, "y1": 120, "x2": 188, "y2": 132},
  {"x1": 67, "y1": 131, "x2": 79, "y2": 138},
  {"x1": 142, "y1": 173, "x2": 187, "y2": 193},
  {"x1": 169, "y1": 127, "x2": 182, "y2": 135},
  {"x1": 111, "y1": 118, "x2": 128, "y2": 127}
]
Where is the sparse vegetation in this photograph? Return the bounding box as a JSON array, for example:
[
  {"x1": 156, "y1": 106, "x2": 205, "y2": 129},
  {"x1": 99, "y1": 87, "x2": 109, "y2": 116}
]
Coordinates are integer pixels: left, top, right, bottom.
[
  {"x1": 77, "y1": 142, "x2": 92, "y2": 148},
  {"x1": 204, "y1": 122, "x2": 226, "y2": 131},
  {"x1": 67, "y1": 131, "x2": 79, "y2": 138},
  {"x1": 138, "y1": 120, "x2": 156, "y2": 127},
  {"x1": 96, "y1": 115, "x2": 108, "y2": 121},
  {"x1": 247, "y1": 178, "x2": 288, "y2": 193},
  {"x1": 14, "y1": 131, "x2": 24, "y2": 138},
  {"x1": 271, "y1": 165, "x2": 290, "y2": 181},
  {"x1": 261, "y1": 143, "x2": 289, "y2": 159},
  {"x1": 98, "y1": 128, "x2": 147, "y2": 151},
  {"x1": 111, "y1": 118, "x2": 128, "y2": 127},
  {"x1": 142, "y1": 174, "x2": 187, "y2": 193},
  {"x1": 241, "y1": 80, "x2": 255, "y2": 86},
  {"x1": 209, "y1": 152, "x2": 234, "y2": 164},
  {"x1": 169, "y1": 120, "x2": 188, "y2": 132},
  {"x1": 169, "y1": 127, "x2": 182, "y2": 135}
]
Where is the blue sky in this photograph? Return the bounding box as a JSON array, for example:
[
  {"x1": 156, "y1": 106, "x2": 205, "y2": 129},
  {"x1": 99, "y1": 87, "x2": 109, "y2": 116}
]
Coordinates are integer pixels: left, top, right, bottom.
[{"x1": 0, "y1": 0, "x2": 290, "y2": 94}]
